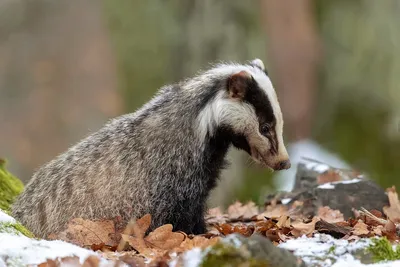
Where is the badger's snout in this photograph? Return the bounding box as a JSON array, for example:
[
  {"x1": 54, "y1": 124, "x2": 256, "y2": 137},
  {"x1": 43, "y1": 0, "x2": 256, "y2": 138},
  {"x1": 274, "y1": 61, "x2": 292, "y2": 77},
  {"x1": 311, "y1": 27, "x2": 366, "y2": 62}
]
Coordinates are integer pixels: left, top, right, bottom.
[{"x1": 274, "y1": 159, "x2": 291, "y2": 171}]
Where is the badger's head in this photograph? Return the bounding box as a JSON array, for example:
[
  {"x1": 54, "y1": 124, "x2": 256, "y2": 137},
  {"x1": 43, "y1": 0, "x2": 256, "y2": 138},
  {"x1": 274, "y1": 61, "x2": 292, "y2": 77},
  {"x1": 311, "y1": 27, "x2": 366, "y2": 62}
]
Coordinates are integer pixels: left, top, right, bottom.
[{"x1": 196, "y1": 59, "x2": 290, "y2": 171}]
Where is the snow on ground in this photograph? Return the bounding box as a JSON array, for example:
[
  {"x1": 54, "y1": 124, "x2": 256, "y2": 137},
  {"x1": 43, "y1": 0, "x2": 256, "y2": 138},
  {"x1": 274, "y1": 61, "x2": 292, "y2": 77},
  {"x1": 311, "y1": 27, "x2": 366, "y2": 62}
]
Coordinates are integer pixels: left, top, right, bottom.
[
  {"x1": 0, "y1": 211, "x2": 15, "y2": 223},
  {"x1": 317, "y1": 178, "x2": 363, "y2": 190},
  {"x1": 0, "y1": 233, "x2": 114, "y2": 266},
  {"x1": 0, "y1": 210, "x2": 118, "y2": 266},
  {"x1": 279, "y1": 234, "x2": 400, "y2": 267}
]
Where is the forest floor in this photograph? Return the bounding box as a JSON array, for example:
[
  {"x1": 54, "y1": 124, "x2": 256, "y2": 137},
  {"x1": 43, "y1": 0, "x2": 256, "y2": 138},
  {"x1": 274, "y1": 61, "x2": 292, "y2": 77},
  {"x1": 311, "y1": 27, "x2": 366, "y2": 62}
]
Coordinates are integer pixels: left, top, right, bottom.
[{"x1": 2, "y1": 162, "x2": 400, "y2": 266}]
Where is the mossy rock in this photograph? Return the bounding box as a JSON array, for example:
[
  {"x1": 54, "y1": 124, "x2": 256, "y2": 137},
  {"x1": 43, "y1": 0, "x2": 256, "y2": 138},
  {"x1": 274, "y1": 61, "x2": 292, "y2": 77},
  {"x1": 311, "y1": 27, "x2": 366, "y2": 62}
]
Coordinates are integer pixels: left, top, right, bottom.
[
  {"x1": 0, "y1": 158, "x2": 24, "y2": 212},
  {"x1": 199, "y1": 234, "x2": 305, "y2": 267}
]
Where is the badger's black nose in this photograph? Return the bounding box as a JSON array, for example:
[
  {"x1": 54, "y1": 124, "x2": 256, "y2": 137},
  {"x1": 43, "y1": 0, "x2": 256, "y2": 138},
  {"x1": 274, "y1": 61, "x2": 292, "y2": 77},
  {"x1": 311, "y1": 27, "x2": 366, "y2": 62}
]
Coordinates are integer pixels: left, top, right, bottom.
[{"x1": 275, "y1": 160, "x2": 291, "y2": 170}]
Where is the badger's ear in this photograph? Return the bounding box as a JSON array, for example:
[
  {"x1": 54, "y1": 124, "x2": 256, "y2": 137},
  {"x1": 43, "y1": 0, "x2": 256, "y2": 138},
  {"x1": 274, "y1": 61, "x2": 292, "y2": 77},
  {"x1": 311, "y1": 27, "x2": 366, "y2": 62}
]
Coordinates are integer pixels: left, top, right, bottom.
[
  {"x1": 227, "y1": 71, "x2": 252, "y2": 99},
  {"x1": 251, "y1": 58, "x2": 265, "y2": 72}
]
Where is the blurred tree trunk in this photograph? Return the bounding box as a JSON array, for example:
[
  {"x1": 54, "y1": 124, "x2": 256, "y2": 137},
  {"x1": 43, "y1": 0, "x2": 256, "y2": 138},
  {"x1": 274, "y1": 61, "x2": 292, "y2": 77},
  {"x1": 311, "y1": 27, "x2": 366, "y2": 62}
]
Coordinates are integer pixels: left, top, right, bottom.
[
  {"x1": 0, "y1": 0, "x2": 122, "y2": 182},
  {"x1": 261, "y1": 0, "x2": 322, "y2": 142}
]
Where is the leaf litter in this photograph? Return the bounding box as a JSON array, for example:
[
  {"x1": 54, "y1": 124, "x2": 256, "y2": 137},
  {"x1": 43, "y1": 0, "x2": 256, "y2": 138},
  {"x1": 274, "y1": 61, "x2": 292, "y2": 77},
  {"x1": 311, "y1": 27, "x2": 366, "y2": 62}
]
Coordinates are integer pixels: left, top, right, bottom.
[{"x1": 8, "y1": 179, "x2": 400, "y2": 266}]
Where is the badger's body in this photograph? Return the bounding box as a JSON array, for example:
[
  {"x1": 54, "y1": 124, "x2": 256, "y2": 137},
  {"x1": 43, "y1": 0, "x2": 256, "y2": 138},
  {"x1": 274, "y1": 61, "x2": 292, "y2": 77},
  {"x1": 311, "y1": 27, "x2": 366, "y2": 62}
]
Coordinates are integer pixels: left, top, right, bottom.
[{"x1": 12, "y1": 59, "x2": 290, "y2": 238}]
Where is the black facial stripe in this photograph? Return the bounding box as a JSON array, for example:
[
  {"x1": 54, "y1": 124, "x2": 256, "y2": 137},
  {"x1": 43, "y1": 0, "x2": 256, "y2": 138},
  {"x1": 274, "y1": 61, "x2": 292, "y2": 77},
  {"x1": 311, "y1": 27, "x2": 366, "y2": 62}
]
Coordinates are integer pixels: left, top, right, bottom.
[
  {"x1": 242, "y1": 76, "x2": 278, "y2": 155},
  {"x1": 266, "y1": 129, "x2": 278, "y2": 155}
]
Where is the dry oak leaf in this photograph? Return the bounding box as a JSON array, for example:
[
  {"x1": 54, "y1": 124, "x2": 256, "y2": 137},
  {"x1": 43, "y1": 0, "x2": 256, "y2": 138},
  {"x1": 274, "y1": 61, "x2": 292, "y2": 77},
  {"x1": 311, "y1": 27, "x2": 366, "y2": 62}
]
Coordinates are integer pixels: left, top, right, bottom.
[
  {"x1": 383, "y1": 186, "x2": 400, "y2": 223},
  {"x1": 257, "y1": 204, "x2": 288, "y2": 220},
  {"x1": 175, "y1": 236, "x2": 220, "y2": 253},
  {"x1": 276, "y1": 215, "x2": 291, "y2": 228},
  {"x1": 352, "y1": 220, "x2": 369, "y2": 236},
  {"x1": 291, "y1": 217, "x2": 320, "y2": 237},
  {"x1": 317, "y1": 206, "x2": 345, "y2": 224},
  {"x1": 205, "y1": 207, "x2": 228, "y2": 224},
  {"x1": 48, "y1": 218, "x2": 117, "y2": 247},
  {"x1": 146, "y1": 224, "x2": 185, "y2": 250},
  {"x1": 122, "y1": 222, "x2": 185, "y2": 257},
  {"x1": 227, "y1": 201, "x2": 259, "y2": 220},
  {"x1": 373, "y1": 225, "x2": 383, "y2": 236},
  {"x1": 38, "y1": 255, "x2": 104, "y2": 267}
]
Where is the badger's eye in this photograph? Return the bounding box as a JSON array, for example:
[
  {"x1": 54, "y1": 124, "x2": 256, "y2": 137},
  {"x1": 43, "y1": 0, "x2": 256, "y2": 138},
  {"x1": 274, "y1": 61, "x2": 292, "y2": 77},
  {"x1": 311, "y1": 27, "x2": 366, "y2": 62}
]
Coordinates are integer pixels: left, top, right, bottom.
[{"x1": 260, "y1": 124, "x2": 270, "y2": 135}]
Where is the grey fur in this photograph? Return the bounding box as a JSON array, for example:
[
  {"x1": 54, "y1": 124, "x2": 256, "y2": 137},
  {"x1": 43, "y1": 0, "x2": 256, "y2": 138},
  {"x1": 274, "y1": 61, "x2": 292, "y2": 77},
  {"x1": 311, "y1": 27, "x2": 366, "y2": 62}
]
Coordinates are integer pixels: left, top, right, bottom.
[{"x1": 12, "y1": 60, "x2": 289, "y2": 238}]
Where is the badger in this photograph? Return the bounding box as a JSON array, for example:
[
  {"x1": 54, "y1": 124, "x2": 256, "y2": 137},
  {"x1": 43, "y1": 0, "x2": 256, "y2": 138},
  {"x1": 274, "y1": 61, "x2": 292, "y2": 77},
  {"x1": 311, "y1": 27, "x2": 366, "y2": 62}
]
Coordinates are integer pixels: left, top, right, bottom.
[{"x1": 12, "y1": 59, "x2": 290, "y2": 238}]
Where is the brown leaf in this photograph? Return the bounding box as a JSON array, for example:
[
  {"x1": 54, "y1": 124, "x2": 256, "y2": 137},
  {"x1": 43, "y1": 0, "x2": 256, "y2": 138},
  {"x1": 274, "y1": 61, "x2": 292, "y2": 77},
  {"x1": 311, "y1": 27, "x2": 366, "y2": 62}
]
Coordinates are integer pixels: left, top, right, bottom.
[
  {"x1": 214, "y1": 223, "x2": 234, "y2": 235},
  {"x1": 291, "y1": 217, "x2": 319, "y2": 237},
  {"x1": 227, "y1": 201, "x2": 259, "y2": 220},
  {"x1": 82, "y1": 255, "x2": 100, "y2": 267},
  {"x1": 48, "y1": 218, "x2": 117, "y2": 247},
  {"x1": 373, "y1": 225, "x2": 383, "y2": 236},
  {"x1": 383, "y1": 187, "x2": 400, "y2": 223},
  {"x1": 382, "y1": 220, "x2": 398, "y2": 241},
  {"x1": 205, "y1": 207, "x2": 228, "y2": 224},
  {"x1": 146, "y1": 224, "x2": 185, "y2": 250},
  {"x1": 176, "y1": 236, "x2": 220, "y2": 252},
  {"x1": 352, "y1": 220, "x2": 369, "y2": 236},
  {"x1": 233, "y1": 224, "x2": 254, "y2": 237},
  {"x1": 276, "y1": 215, "x2": 291, "y2": 228},
  {"x1": 317, "y1": 206, "x2": 345, "y2": 224},
  {"x1": 257, "y1": 205, "x2": 288, "y2": 220},
  {"x1": 254, "y1": 220, "x2": 276, "y2": 234},
  {"x1": 120, "y1": 234, "x2": 150, "y2": 255},
  {"x1": 315, "y1": 220, "x2": 351, "y2": 238},
  {"x1": 265, "y1": 229, "x2": 280, "y2": 242},
  {"x1": 118, "y1": 214, "x2": 152, "y2": 251}
]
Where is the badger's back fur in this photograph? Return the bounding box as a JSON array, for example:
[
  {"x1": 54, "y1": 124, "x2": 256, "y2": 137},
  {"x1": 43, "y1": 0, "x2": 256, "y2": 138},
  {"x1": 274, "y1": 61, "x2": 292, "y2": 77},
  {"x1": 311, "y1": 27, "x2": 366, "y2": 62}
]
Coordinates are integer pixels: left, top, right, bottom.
[{"x1": 12, "y1": 59, "x2": 290, "y2": 237}]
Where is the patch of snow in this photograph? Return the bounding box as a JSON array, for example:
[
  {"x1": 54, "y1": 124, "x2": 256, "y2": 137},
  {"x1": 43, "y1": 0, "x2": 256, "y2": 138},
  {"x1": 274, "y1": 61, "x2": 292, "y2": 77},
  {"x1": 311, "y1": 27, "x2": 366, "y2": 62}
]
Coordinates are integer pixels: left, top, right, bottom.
[
  {"x1": 318, "y1": 178, "x2": 363, "y2": 190},
  {"x1": 305, "y1": 162, "x2": 330, "y2": 173},
  {"x1": 281, "y1": 198, "x2": 292, "y2": 205},
  {"x1": 182, "y1": 248, "x2": 203, "y2": 267},
  {"x1": 318, "y1": 183, "x2": 336, "y2": 189},
  {"x1": 279, "y1": 234, "x2": 400, "y2": 267},
  {"x1": 0, "y1": 233, "x2": 112, "y2": 266},
  {"x1": 0, "y1": 210, "x2": 15, "y2": 223},
  {"x1": 339, "y1": 178, "x2": 363, "y2": 184},
  {"x1": 222, "y1": 234, "x2": 243, "y2": 248}
]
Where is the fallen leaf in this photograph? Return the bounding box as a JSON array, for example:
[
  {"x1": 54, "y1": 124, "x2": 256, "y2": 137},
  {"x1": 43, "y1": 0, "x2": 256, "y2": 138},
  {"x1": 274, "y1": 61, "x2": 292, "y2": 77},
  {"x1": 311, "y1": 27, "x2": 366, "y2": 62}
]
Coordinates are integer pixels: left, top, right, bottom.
[
  {"x1": 352, "y1": 220, "x2": 369, "y2": 236},
  {"x1": 176, "y1": 236, "x2": 220, "y2": 252},
  {"x1": 120, "y1": 234, "x2": 150, "y2": 255},
  {"x1": 233, "y1": 224, "x2": 254, "y2": 237},
  {"x1": 291, "y1": 217, "x2": 319, "y2": 237},
  {"x1": 383, "y1": 187, "x2": 400, "y2": 223},
  {"x1": 317, "y1": 206, "x2": 345, "y2": 223},
  {"x1": 205, "y1": 207, "x2": 228, "y2": 224},
  {"x1": 315, "y1": 220, "x2": 351, "y2": 238},
  {"x1": 265, "y1": 229, "x2": 280, "y2": 242},
  {"x1": 254, "y1": 220, "x2": 276, "y2": 234},
  {"x1": 276, "y1": 215, "x2": 291, "y2": 228},
  {"x1": 146, "y1": 224, "x2": 185, "y2": 250},
  {"x1": 214, "y1": 223, "x2": 234, "y2": 235},
  {"x1": 257, "y1": 205, "x2": 288, "y2": 220},
  {"x1": 382, "y1": 220, "x2": 398, "y2": 241},
  {"x1": 48, "y1": 218, "x2": 117, "y2": 247},
  {"x1": 227, "y1": 201, "x2": 259, "y2": 220},
  {"x1": 373, "y1": 225, "x2": 383, "y2": 236}
]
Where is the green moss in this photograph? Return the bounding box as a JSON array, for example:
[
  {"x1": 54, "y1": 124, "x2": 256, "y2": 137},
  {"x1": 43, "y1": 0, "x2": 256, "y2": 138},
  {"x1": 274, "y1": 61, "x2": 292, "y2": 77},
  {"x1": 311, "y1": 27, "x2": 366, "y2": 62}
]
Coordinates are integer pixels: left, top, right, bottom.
[
  {"x1": 367, "y1": 237, "x2": 400, "y2": 262},
  {"x1": 0, "y1": 159, "x2": 24, "y2": 212},
  {"x1": 0, "y1": 217, "x2": 34, "y2": 238},
  {"x1": 201, "y1": 243, "x2": 269, "y2": 267}
]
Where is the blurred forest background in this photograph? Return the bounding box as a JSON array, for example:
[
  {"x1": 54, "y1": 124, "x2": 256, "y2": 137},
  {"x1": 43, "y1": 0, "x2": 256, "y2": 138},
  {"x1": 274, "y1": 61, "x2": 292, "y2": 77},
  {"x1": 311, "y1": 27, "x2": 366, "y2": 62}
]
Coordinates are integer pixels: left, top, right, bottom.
[{"x1": 1, "y1": 0, "x2": 400, "y2": 208}]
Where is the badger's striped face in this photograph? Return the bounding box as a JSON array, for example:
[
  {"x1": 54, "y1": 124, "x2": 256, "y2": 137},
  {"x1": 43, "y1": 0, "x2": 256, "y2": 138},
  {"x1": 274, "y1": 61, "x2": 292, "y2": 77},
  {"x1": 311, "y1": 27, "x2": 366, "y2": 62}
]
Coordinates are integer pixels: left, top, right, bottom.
[{"x1": 196, "y1": 59, "x2": 290, "y2": 171}]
